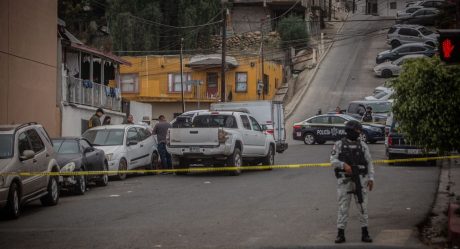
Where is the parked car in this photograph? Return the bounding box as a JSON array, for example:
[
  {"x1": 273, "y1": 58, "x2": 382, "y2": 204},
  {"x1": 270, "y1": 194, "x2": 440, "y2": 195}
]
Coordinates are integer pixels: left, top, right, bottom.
[
  {"x1": 365, "y1": 88, "x2": 394, "y2": 101},
  {"x1": 413, "y1": 0, "x2": 445, "y2": 8},
  {"x1": 167, "y1": 111, "x2": 276, "y2": 176},
  {"x1": 52, "y1": 137, "x2": 108, "y2": 195},
  {"x1": 346, "y1": 100, "x2": 393, "y2": 124},
  {"x1": 82, "y1": 125, "x2": 159, "y2": 180},
  {"x1": 0, "y1": 123, "x2": 60, "y2": 219},
  {"x1": 376, "y1": 42, "x2": 435, "y2": 64},
  {"x1": 211, "y1": 101, "x2": 288, "y2": 153},
  {"x1": 374, "y1": 54, "x2": 428, "y2": 78},
  {"x1": 385, "y1": 118, "x2": 437, "y2": 165},
  {"x1": 373, "y1": 83, "x2": 392, "y2": 95},
  {"x1": 397, "y1": 6, "x2": 423, "y2": 18},
  {"x1": 396, "y1": 8, "x2": 440, "y2": 26},
  {"x1": 387, "y1": 24, "x2": 438, "y2": 48},
  {"x1": 292, "y1": 114, "x2": 385, "y2": 144}
]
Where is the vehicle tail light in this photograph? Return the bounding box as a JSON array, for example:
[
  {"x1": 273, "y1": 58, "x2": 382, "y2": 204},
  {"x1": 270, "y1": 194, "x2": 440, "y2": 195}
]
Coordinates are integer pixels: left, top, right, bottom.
[
  {"x1": 293, "y1": 125, "x2": 301, "y2": 130},
  {"x1": 387, "y1": 134, "x2": 393, "y2": 146},
  {"x1": 264, "y1": 129, "x2": 275, "y2": 137},
  {"x1": 218, "y1": 129, "x2": 229, "y2": 144},
  {"x1": 385, "y1": 127, "x2": 390, "y2": 137}
]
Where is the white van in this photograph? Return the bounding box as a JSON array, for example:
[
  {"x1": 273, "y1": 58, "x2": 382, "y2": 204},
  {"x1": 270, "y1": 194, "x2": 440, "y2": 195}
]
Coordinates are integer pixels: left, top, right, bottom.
[{"x1": 211, "y1": 101, "x2": 288, "y2": 153}]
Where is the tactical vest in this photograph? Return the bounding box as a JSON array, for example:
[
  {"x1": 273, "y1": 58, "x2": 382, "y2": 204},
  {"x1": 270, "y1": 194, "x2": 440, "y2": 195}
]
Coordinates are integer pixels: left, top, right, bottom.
[
  {"x1": 335, "y1": 138, "x2": 368, "y2": 178},
  {"x1": 362, "y1": 112, "x2": 372, "y2": 122}
]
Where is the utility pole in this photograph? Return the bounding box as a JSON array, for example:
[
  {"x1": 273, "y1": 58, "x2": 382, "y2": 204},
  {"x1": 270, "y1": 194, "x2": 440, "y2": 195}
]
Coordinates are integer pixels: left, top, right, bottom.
[
  {"x1": 329, "y1": 0, "x2": 332, "y2": 21},
  {"x1": 261, "y1": 18, "x2": 265, "y2": 100},
  {"x1": 180, "y1": 37, "x2": 185, "y2": 113},
  {"x1": 352, "y1": 0, "x2": 356, "y2": 14},
  {"x1": 221, "y1": 5, "x2": 227, "y2": 102}
]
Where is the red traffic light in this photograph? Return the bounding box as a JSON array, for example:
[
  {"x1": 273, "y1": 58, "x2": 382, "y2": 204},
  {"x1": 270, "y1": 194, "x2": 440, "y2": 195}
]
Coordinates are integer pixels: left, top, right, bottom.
[{"x1": 438, "y1": 30, "x2": 460, "y2": 64}]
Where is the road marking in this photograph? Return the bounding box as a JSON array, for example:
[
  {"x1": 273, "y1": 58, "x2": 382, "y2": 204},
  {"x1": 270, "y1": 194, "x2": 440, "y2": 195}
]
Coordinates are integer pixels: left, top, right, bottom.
[{"x1": 109, "y1": 194, "x2": 120, "y2": 197}]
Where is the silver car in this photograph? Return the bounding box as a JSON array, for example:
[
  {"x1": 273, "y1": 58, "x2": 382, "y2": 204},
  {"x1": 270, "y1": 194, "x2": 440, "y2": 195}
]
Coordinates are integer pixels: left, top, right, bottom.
[
  {"x1": 396, "y1": 6, "x2": 423, "y2": 18},
  {"x1": 387, "y1": 24, "x2": 438, "y2": 48},
  {"x1": 0, "y1": 123, "x2": 60, "y2": 219},
  {"x1": 373, "y1": 54, "x2": 428, "y2": 78}
]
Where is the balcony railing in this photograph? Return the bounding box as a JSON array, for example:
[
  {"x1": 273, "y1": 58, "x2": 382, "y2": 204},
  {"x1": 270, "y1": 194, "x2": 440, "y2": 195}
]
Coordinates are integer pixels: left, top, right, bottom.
[{"x1": 62, "y1": 76, "x2": 122, "y2": 112}]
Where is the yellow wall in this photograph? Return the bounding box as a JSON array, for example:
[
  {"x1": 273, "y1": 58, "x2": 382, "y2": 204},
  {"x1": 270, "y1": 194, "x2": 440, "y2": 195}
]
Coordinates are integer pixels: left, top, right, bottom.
[{"x1": 120, "y1": 55, "x2": 283, "y2": 103}]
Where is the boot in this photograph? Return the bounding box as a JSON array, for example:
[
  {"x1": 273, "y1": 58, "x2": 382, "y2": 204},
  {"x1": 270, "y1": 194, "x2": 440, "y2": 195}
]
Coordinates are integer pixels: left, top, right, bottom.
[
  {"x1": 361, "y1": 227, "x2": 373, "y2": 243},
  {"x1": 335, "y1": 229, "x2": 346, "y2": 243}
]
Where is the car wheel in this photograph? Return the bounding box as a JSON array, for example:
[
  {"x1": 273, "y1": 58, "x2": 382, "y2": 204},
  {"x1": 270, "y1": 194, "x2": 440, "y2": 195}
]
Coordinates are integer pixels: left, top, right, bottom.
[
  {"x1": 303, "y1": 133, "x2": 316, "y2": 145},
  {"x1": 5, "y1": 182, "x2": 20, "y2": 219},
  {"x1": 116, "y1": 158, "x2": 127, "y2": 181},
  {"x1": 97, "y1": 161, "x2": 109, "y2": 187},
  {"x1": 74, "y1": 175, "x2": 86, "y2": 195},
  {"x1": 391, "y1": 40, "x2": 401, "y2": 49},
  {"x1": 40, "y1": 176, "x2": 59, "y2": 206},
  {"x1": 227, "y1": 148, "x2": 242, "y2": 176},
  {"x1": 262, "y1": 145, "x2": 275, "y2": 168},
  {"x1": 148, "y1": 152, "x2": 159, "y2": 175},
  {"x1": 359, "y1": 132, "x2": 368, "y2": 143},
  {"x1": 381, "y1": 69, "x2": 393, "y2": 78}
]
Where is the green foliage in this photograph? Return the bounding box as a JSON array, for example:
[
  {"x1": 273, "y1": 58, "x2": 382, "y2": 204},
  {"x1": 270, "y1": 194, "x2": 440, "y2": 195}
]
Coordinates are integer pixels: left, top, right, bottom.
[
  {"x1": 59, "y1": 0, "x2": 221, "y2": 54},
  {"x1": 390, "y1": 57, "x2": 460, "y2": 153},
  {"x1": 277, "y1": 15, "x2": 309, "y2": 48}
]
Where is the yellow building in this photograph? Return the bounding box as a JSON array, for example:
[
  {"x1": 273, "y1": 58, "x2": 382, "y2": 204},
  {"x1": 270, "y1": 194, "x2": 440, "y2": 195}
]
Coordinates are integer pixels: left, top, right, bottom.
[{"x1": 120, "y1": 54, "x2": 283, "y2": 120}]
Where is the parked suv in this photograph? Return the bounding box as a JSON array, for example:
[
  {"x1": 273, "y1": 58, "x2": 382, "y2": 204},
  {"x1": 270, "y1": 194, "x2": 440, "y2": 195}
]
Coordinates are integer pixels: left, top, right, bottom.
[
  {"x1": 396, "y1": 8, "x2": 440, "y2": 26},
  {"x1": 387, "y1": 24, "x2": 438, "y2": 48},
  {"x1": 0, "y1": 123, "x2": 61, "y2": 219}
]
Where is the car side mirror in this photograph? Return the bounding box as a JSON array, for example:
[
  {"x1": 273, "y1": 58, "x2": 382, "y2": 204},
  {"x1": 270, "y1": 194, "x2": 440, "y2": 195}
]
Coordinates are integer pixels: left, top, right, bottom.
[
  {"x1": 20, "y1": 150, "x2": 35, "y2": 161},
  {"x1": 127, "y1": 140, "x2": 138, "y2": 146},
  {"x1": 84, "y1": 147, "x2": 95, "y2": 154}
]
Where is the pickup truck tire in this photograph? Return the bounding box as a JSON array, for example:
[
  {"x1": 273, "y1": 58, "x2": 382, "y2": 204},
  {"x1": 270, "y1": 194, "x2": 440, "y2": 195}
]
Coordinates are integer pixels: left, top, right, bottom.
[
  {"x1": 227, "y1": 148, "x2": 242, "y2": 176},
  {"x1": 262, "y1": 145, "x2": 275, "y2": 168}
]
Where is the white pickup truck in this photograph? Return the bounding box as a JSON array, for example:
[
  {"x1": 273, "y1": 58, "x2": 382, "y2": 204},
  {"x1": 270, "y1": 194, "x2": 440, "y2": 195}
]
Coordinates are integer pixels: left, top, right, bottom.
[{"x1": 167, "y1": 111, "x2": 276, "y2": 175}]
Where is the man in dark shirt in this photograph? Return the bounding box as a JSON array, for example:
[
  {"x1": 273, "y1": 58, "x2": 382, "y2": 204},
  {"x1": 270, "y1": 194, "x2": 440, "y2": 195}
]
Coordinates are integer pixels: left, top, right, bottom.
[
  {"x1": 89, "y1": 108, "x2": 104, "y2": 128},
  {"x1": 153, "y1": 115, "x2": 172, "y2": 171}
]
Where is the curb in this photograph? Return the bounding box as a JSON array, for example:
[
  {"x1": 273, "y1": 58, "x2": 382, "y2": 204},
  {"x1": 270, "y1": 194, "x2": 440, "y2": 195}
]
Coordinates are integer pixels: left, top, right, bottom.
[{"x1": 285, "y1": 12, "x2": 350, "y2": 120}]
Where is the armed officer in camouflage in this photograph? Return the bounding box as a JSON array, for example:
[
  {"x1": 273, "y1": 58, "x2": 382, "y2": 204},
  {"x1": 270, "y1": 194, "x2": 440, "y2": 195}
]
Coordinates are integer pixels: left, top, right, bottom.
[{"x1": 330, "y1": 120, "x2": 374, "y2": 243}]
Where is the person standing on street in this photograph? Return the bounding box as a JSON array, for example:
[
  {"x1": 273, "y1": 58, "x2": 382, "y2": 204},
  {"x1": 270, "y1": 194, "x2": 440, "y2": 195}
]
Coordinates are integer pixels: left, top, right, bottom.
[
  {"x1": 153, "y1": 115, "x2": 172, "y2": 172},
  {"x1": 88, "y1": 108, "x2": 104, "y2": 128},
  {"x1": 330, "y1": 120, "x2": 374, "y2": 244},
  {"x1": 361, "y1": 106, "x2": 374, "y2": 123},
  {"x1": 124, "y1": 114, "x2": 134, "y2": 124}
]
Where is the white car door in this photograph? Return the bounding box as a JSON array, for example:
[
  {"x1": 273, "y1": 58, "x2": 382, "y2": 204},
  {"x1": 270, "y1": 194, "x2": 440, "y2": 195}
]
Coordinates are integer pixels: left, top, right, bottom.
[
  {"x1": 249, "y1": 116, "x2": 267, "y2": 156},
  {"x1": 240, "y1": 115, "x2": 255, "y2": 155},
  {"x1": 137, "y1": 127, "x2": 154, "y2": 165},
  {"x1": 125, "y1": 127, "x2": 143, "y2": 169}
]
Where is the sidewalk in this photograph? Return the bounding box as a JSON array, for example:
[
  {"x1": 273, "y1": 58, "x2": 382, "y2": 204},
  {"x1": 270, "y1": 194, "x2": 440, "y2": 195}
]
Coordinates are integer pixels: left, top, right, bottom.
[{"x1": 421, "y1": 158, "x2": 460, "y2": 248}]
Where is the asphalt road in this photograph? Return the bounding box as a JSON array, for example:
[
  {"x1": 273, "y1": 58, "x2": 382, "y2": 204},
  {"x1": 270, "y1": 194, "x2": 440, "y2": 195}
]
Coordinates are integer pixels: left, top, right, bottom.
[{"x1": 0, "y1": 14, "x2": 440, "y2": 249}]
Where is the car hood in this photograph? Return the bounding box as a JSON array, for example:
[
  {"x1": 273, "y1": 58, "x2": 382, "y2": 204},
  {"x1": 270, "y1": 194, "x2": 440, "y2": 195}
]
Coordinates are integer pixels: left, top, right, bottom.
[
  {"x1": 94, "y1": 145, "x2": 123, "y2": 155},
  {"x1": 365, "y1": 96, "x2": 378, "y2": 101},
  {"x1": 374, "y1": 61, "x2": 394, "y2": 70},
  {"x1": 55, "y1": 154, "x2": 82, "y2": 168},
  {"x1": 378, "y1": 50, "x2": 391, "y2": 57}
]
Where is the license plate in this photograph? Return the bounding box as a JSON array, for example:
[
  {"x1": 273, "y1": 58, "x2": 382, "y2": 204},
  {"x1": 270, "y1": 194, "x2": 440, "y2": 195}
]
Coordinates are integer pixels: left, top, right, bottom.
[
  {"x1": 408, "y1": 149, "x2": 421, "y2": 155},
  {"x1": 190, "y1": 147, "x2": 200, "y2": 153},
  {"x1": 296, "y1": 132, "x2": 301, "y2": 137}
]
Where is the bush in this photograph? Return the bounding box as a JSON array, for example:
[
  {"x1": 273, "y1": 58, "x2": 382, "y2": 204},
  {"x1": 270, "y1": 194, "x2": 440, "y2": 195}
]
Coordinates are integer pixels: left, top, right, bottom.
[
  {"x1": 390, "y1": 57, "x2": 460, "y2": 153},
  {"x1": 277, "y1": 15, "x2": 309, "y2": 49}
]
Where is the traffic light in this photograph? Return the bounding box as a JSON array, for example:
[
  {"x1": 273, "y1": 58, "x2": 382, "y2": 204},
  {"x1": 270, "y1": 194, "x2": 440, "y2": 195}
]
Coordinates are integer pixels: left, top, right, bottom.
[{"x1": 438, "y1": 30, "x2": 460, "y2": 64}]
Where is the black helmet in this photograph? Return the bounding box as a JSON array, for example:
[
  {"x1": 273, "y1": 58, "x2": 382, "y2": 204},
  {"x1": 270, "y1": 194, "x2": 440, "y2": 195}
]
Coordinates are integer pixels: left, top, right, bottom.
[{"x1": 345, "y1": 120, "x2": 362, "y2": 132}]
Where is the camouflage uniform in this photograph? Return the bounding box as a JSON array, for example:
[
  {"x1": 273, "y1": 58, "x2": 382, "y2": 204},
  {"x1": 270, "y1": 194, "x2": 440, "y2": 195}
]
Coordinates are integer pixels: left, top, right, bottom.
[{"x1": 330, "y1": 139, "x2": 375, "y2": 229}]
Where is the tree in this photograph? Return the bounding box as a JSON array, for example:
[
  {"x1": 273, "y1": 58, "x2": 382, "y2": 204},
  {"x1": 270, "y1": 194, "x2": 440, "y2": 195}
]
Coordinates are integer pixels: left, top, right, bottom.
[
  {"x1": 390, "y1": 57, "x2": 460, "y2": 153},
  {"x1": 277, "y1": 15, "x2": 309, "y2": 49}
]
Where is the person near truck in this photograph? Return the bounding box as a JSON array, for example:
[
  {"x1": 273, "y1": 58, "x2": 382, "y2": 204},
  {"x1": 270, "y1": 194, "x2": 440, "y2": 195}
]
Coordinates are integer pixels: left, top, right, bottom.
[
  {"x1": 88, "y1": 108, "x2": 104, "y2": 128},
  {"x1": 330, "y1": 120, "x2": 374, "y2": 244},
  {"x1": 153, "y1": 115, "x2": 172, "y2": 172},
  {"x1": 361, "y1": 106, "x2": 374, "y2": 123}
]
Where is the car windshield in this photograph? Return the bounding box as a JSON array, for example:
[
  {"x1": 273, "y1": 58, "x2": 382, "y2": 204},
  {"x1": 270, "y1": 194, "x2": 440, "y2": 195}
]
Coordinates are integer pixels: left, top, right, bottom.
[
  {"x1": 367, "y1": 102, "x2": 392, "y2": 113},
  {"x1": 374, "y1": 91, "x2": 389, "y2": 99},
  {"x1": 192, "y1": 115, "x2": 238, "y2": 128},
  {"x1": 52, "y1": 139, "x2": 80, "y2": 154},
  {"x1": 82, "y1": 129, "x2": 125, "y2": 146},
  {"x1": 418, "y1": 27, "x2": 433, "y2": 36},
  {"x1": 0, "y1": 134, "x2": 13, "y2": 159}
]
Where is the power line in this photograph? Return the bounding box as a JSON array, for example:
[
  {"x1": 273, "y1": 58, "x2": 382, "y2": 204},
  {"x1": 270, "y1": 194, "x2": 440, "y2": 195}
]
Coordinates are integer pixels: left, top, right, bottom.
[{"x1": 127, "y1": 13, "x2": 223, "y2": 29}]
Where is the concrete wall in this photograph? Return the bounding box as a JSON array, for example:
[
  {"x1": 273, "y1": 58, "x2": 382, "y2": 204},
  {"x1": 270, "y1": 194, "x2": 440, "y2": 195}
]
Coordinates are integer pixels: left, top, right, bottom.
[
  {"x1": 61, "y1": 105, "x2": 125, "y2": 137},
  {"x1": 151, "y1": 102, "x2": 211, "y2": 122},
  {"x1": 377, "y1": 0, "x2": 408, "y2": 17},
  {"x1": 130, "y1": 101, "x2": 152, "y2": 124},
  {"x1": 0, "y1": 0, "x2": 59, "y2": 136}
]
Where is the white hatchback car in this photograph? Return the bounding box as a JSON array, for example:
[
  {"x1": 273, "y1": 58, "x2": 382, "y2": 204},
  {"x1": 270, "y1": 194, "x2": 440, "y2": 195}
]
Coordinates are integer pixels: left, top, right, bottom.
[
  {"x1": 82, "y1": 125, "x2": 159, "y2": 180},
  {"x1": 373, "y1": 54, "x2": 428, "y2": 78}
]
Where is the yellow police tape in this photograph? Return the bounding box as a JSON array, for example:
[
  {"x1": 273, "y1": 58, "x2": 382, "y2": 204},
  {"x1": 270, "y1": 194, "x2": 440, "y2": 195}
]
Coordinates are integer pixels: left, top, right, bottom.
[{"x1": 1, "y1": 155, "x2": 459, "y2": 177}]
